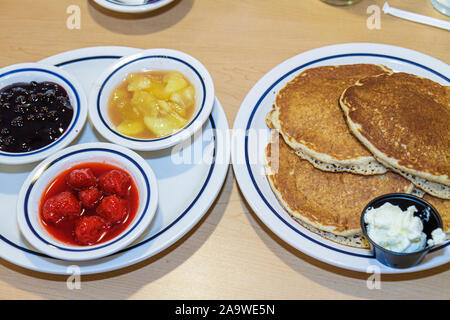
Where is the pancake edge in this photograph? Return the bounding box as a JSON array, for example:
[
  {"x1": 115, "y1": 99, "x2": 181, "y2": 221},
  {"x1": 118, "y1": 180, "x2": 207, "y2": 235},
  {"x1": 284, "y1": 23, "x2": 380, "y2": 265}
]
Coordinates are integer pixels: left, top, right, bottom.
[
  {"x1": 264, "y1": 137, "x2": 366, "y2": 237},
  {"x1": 339, "y1": 76, "x2": 450, "y2": 187},
  {"x1": 267, "y1": 107, "x2": 388, "y2": 175},
  {"x1": 291, "y1": 216, "x2": 370, "y2": 248},
  {"x1": 339, "y1": 85, "x2": 450, "y2": 199}
]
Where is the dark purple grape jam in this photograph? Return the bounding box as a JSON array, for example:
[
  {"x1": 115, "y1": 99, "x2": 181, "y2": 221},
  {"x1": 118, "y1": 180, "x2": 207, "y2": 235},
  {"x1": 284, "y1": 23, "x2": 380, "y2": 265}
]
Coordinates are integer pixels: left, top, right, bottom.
[{"x1": 0, "y1": 81, "x2": 74, "y2": 153}]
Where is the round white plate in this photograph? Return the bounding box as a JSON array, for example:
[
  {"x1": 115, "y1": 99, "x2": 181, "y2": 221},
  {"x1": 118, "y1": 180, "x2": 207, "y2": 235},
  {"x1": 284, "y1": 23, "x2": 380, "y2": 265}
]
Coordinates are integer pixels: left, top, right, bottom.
[
  {"x1": 231, "y1": 43, "x2": 449, "y2": 274},
  {"x1": 0, "y1": 46, "x2": 230, "y2": 275},
  {"x1": 93, "y1": 0, "x2": 175, "y2": 13}
]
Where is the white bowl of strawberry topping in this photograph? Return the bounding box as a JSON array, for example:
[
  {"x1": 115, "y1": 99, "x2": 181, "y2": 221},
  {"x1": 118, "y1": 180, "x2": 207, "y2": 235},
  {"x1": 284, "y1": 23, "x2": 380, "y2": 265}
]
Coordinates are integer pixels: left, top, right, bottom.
[{"x1": 16, "y1": 142, "x2": 158, "y2": 261}]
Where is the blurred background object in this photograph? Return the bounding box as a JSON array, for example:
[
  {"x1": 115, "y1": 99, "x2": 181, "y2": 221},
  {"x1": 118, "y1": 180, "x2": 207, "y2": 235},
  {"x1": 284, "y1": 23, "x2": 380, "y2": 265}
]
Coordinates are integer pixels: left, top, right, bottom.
[
  {"x1": 320, "y1": 0, "x2": 361, "y2": 5},
  {"x1": 431, "y1": 0, "x2": 450, "y2": 16}
]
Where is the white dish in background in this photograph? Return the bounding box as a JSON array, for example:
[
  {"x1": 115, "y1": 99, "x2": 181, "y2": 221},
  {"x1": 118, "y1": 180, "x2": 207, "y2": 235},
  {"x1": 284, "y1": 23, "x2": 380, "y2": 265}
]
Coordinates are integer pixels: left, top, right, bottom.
[
  {"x1": 0, "y1": 63, "x2": 87, "y2": 165},
  {"x1": 89, "y1": 48, "x2": 215, "y2": 151},
  {"x1": 16, "y1": 142, "x2": 158, "y2": 261},
  {"x1": 0, "y1": 46, "x2": 230, "y2": 274},
  {"x1": 231, "y1": 43, "x2": 449, "y2": 274},
  {"x1": 93, "y1": 0, "x2": 175, "y2": 13}
]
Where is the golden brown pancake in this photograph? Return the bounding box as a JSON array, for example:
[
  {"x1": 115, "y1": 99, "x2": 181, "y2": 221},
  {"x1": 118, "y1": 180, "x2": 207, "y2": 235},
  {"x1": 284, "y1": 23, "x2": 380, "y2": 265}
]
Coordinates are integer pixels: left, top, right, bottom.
[
  {"x1": 264, "y1": 133, "x2": 414, "y2": 243},
  {"x1": 270, "y1": 64, "x2": 392, "y2": 175},
  {"x1": 423, "y1": 194, "x2": 450, "y2": 237},
  {"x1": 340, "y1": 72, "x2": 450, "y2": 199}
]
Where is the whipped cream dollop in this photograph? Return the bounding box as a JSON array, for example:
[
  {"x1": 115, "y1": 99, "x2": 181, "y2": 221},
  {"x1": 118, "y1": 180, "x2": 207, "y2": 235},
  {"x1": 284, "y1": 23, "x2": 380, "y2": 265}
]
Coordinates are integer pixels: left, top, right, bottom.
[
  {"x1": 427, "y1": 228, "x2": 446, "y2": 247},
  {"x1": 364, "y1": 202, "x2": 445, "y2": 253}
]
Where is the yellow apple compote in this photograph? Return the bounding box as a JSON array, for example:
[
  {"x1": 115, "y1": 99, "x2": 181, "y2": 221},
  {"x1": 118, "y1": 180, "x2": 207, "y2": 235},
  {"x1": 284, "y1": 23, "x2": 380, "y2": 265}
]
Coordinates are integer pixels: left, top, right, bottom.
[{"x1": 108, "y1": 71, "x2": 195, "y2": 139}]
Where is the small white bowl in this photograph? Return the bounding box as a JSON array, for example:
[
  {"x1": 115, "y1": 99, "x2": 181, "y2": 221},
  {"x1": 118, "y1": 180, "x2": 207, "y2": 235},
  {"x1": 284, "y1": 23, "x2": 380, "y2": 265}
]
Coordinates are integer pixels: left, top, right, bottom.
[
  {"x1": 88, "y1": 48, "x2": 215, "y2": 151},
  {"x1": 93, "y1": 0, "x2": 175, "y2": 14},
  {"x1": 0, "y1": 62, "x2": 88, "y2": 165},
  {"x1": 16, "y1": 142, "x2": 158, "y2": 261}
]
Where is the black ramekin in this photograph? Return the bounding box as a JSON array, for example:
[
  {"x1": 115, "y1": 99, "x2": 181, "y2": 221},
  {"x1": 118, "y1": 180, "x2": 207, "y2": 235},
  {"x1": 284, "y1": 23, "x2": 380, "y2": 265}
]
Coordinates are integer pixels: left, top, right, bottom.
[{"x1": 361, "y1": 193, "x2": 443, "y2": 269}]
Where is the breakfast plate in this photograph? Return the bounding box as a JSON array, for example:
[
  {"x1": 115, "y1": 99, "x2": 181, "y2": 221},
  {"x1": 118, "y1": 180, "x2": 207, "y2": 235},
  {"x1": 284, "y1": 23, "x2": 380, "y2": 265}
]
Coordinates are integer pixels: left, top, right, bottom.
[
  {"x1": 231, "y1": 43, "x2": 449, "y2": 274},
  {"x1": 0, "y1": 46, "x2": 230, "y2": 274},
  {"x1": 93, "y1": 0, "x2": 175, "y2": 13}
]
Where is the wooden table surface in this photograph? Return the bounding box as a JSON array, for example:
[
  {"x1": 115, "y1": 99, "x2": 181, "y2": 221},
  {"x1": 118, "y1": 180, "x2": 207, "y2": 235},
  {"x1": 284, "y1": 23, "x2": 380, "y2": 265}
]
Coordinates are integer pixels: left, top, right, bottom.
[{"x1": 0, "y1": 0, "x2": 449, "y2": 300}]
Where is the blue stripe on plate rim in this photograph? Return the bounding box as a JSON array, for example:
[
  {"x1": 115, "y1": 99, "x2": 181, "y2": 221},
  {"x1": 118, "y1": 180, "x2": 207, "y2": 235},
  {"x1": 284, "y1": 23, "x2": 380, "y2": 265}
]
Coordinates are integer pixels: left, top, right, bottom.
[
  {"x1": 244, "y1": 53, "x2": 449, "y2": 259},
  {"x1": 104, "y1": 0, "x2": 162, "y2": 6},
  {"x1": 0, "y1": 68, "x2": 81, "y2": 157},
  {"x1": 96, "y1": 55, "x2": 207, "y2": 142},
  {"x1": 23, "y1": 148, "x2": 151, "y2": 252},
  {"x1": 55, "y1": 56, "x2": 122, "y2": 67}
]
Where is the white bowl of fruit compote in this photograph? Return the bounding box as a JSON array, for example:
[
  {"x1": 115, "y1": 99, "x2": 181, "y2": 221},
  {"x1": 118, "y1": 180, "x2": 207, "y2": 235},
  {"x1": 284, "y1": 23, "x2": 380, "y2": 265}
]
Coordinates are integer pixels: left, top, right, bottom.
[{"x1": 88, "y1": 48, "x2": 215, "y2": 151}]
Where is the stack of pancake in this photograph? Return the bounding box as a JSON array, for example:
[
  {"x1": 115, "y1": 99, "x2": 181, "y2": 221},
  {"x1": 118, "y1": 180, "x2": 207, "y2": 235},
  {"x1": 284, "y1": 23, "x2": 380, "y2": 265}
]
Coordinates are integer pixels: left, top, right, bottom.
[{"x1": 265, "y1": 64, "x2": 449, "y2": 248}]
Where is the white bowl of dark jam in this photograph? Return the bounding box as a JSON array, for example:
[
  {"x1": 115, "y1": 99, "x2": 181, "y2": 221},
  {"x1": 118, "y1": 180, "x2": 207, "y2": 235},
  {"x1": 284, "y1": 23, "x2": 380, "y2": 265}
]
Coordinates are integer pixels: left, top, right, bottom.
[{"x1": 0, "y1": 62, "x2": 88, "y2": 165}]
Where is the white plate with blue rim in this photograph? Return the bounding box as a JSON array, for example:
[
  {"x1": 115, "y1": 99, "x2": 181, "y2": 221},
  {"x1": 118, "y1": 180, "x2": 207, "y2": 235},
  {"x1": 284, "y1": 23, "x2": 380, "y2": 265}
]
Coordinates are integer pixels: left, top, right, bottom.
[
  {"x1": 231, "y1": 43, "x2": 450, "y2": 274},
  {"x1": 0, "y1": 46, "x2": 230, "y2": 275},
  {"x1": 93, "y1": 0, "x2": 175, "y2": 13}
]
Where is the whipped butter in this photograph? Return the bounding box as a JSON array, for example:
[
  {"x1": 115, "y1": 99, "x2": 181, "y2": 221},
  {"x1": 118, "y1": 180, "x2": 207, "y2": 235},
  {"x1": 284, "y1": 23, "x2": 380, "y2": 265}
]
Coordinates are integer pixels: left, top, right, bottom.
[
  {"x1": 364, "y1": 202, "x2": 445, "y2": 253},
  {"x1": 427, "y1": 228, "x2": 446, "y2": 247}
]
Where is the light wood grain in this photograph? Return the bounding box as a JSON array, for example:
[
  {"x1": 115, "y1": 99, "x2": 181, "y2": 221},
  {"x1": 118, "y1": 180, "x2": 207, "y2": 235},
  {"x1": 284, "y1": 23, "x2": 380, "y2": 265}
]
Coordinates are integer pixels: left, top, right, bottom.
[{"x1": 0, "y1": 0, "x2": 449, "y2": 300}]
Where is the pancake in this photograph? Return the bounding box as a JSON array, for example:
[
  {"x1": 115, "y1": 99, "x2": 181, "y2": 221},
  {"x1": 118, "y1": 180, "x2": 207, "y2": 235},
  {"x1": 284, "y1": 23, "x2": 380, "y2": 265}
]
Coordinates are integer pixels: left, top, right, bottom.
[
  {"x1": 422, "y1": 194, "x2": 450, "y2": 238},
  {"x1": 340, "y1": 72, "x2": 450, "y2": 199},
  {"x1": 264, "y1": 132, "x2": 414, "y2": 245},
  {"x1": 292, "y1": 216, "x2": 370, "y2": 248},
  {"x1": 269, "y1": 64, "x2": 392, "y2": 175}
]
